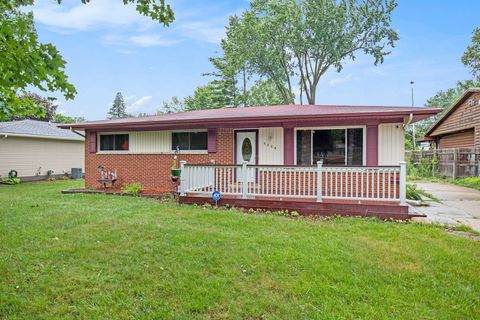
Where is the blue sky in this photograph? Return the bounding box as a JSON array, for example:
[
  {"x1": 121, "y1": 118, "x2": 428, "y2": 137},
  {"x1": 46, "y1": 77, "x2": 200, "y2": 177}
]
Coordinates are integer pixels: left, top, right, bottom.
[{"x1": 31, "y1": 0, "x2": 479, "y2": 120}]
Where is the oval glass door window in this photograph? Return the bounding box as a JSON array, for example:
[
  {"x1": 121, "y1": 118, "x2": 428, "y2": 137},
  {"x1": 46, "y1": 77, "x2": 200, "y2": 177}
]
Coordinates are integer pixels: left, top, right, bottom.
[{"x1": 242, "y1": 138, "x2": 252, "y2": 162}]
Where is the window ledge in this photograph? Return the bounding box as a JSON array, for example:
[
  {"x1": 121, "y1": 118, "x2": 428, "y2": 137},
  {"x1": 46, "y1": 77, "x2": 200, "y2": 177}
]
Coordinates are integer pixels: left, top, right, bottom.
[{"x1": 96, "y1": 150, "x2": 209, "y2": 155}]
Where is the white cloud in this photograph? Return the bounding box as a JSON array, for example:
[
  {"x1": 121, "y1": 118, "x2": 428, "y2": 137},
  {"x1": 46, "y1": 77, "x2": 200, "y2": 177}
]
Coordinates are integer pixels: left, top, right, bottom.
[
  {"x1": 328, "y1": 74, "x2": 353, "y2": 87},
  {"x1": 104, "y1": 34, "x2": 179, "y2": 48},
  {"x1": 32, "y1": 0, "x2": 147, "y2": 32},
  {"x1": 177, "y1": 21, "x2": 226, "y2": 44},
  {"x1": 127, "y1": 96, "x2": 153, "y2": 113}
]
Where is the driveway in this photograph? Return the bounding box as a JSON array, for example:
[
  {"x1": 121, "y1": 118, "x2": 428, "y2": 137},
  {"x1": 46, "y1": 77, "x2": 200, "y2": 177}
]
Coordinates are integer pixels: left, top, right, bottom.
[{"x1": 413, "y1": 182, "x2": 480, "y2": 232}]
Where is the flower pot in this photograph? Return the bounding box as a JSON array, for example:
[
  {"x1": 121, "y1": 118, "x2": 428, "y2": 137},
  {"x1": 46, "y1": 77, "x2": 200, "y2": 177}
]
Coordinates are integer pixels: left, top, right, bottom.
[
  {"x1": 171, "y1": 175, "x2": 179, "y2": 182},
  {"x1": 171, "y1": 169, "x2": 181, "y2": 177}
]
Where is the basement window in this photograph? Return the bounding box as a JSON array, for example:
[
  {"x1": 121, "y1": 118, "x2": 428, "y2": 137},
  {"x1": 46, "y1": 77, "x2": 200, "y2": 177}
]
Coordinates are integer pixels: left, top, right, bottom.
[
  {"x1": 99, "y1": 134, "x2": 129, "y2": 151},
  {"x1": 172, "y1": 132, "x2": 208, "y2": 151}
]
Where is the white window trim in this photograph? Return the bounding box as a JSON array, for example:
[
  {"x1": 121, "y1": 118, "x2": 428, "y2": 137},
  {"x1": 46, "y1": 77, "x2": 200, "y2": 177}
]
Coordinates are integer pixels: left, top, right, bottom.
[{"x1": 294, "y1": 126, "x2": 366, "y2": 166}]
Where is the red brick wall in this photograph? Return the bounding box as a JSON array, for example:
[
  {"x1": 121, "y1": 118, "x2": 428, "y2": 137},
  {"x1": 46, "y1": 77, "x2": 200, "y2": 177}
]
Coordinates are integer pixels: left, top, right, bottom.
[{"x1": 85, "y1": 128, "x2": 234, "y2": 191}]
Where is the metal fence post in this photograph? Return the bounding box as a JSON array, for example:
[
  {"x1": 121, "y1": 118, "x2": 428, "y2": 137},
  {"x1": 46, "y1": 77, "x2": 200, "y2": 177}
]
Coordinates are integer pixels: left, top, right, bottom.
[
  {"x1": 242, "y1": 161, "x2": 248, "y2": 199},
  {"x1": 317, "y1": 160, "x2": 323, "y2": 202},
  {"x1": 179, "y1": 161, "x2": 186, "y2": 196},
  {"x1": 399, "y1": 161, "x2": 406, "y2": 205}
]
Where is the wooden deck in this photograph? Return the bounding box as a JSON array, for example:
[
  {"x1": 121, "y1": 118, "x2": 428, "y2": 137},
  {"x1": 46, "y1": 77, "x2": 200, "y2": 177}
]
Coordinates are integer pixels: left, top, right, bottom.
[{"x1": 179, "y1": 194, "x2": 418, "y2": 220}]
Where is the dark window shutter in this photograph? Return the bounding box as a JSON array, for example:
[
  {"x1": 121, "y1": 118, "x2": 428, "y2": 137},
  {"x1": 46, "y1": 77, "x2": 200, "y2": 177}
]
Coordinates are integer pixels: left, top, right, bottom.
[
  {"x1": 208, "y1": 129, "x2": 217, "y2": 153},
  {"x1": 89, "y1": 132, "x2": 97, "y2": 154}
]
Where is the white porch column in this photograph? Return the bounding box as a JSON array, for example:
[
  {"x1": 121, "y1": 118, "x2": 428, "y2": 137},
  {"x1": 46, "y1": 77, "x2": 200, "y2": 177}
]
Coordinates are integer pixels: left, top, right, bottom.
[
  {"x1": 399, "y1": 161, "x2": 406, "y2": 205},
  {"x1": 317, "y1": 160, "x2": 323, "y2": 202},
  {"x1": 179, "y1": 160, "x2": 186, "y2": 196}
]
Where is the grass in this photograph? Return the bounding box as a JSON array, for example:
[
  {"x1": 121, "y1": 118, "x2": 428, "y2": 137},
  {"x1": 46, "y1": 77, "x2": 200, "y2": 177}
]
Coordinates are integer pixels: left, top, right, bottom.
[
  {"x1": 451, "y1": 177, "x2": 480, "y2": 191},
  {"x1": 1, "y1": 181, "x2": 480, "y2": 319}
]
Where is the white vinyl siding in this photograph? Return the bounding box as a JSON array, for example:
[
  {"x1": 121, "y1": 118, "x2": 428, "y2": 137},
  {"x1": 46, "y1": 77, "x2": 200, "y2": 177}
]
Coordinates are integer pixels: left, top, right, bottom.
[
  {"x1": 378, "y1": 123, "x2": 404, "y2": 165},
  {"x1": 258, "y1": 127, "x2": 283, "y2": 165},
  {"x1": 0, "y1": 136, "x2": 84, "y2": 178},
  {"x1": 130, "y1": 131, "x2": 171, "y2": 153}
]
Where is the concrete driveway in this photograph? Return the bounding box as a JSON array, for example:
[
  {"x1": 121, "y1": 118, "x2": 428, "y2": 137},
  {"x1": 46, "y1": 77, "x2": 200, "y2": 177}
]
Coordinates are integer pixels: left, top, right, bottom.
[{"x1": 413, "y1": 182, "x2": 480, "y2": 232}]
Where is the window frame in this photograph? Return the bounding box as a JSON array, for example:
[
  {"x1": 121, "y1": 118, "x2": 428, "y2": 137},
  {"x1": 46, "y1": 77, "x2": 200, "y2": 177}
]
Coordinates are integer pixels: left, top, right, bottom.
[
  {"x1": 171, "y1": 130, "x2": 208, "y2": 151},
  {"x1": 294, "y1": 126, "x2": 366, "y2": 166},
  {"x1": 97, "y1": 132, "x2": 130, "y2": 153}
]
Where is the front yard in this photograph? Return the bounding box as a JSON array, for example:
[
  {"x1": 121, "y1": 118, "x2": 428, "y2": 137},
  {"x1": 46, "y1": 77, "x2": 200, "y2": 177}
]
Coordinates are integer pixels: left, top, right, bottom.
[{"x1": 1, "y1": 181, "x2": 479, "y2": 319}]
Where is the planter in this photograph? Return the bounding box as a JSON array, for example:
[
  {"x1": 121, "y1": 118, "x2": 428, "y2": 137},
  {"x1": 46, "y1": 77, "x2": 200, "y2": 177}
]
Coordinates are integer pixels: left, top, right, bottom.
[{"x1": 171, "y1": 169, "x2": 181, "y2": 177}]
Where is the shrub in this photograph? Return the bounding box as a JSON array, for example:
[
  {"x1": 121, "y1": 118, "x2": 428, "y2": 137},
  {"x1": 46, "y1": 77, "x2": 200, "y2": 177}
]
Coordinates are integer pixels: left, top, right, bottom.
[
  {"x1": 0, "y1": 177, "x2": 20, "y2": 185},
  {"x1": 122, "y1": 182, "x2": 143, "y2": 195},
  {"x1": 406, "y1": 183, "x2": 422, "y2": 201}
]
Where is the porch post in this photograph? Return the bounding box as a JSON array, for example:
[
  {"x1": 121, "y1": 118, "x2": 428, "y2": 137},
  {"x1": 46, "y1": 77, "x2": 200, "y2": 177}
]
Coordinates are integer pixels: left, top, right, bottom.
[
  {"x1": 366, "y1": 124, "x2": 379, "y2": 166},
  {"x1": 317, "y1": 160, "x2": 323, "y2": 202},
  {"x1": 399, "y1": 161, "x2": 406, "y2": 205},
  {"x1": 283, "y1": 127, "x2": 295, "y2": 165},
  {"x1": 242, "y1": 161, "x2": 248, "y2": 199},
  {"x1": 179, "y1": 161, "x2": 186, "y2": 196}
]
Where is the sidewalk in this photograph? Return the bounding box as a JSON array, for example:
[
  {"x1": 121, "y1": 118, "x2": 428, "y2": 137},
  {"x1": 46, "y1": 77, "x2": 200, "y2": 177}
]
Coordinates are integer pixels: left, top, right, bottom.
[{"x1": 413, "y1": 182, "x2": 480, "y2": 232}]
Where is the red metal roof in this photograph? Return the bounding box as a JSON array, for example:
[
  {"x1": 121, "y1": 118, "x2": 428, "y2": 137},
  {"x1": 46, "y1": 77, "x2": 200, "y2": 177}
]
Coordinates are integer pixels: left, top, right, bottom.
[{"x1": 60, "y1": 104, "x2": 441, "y2": 130}]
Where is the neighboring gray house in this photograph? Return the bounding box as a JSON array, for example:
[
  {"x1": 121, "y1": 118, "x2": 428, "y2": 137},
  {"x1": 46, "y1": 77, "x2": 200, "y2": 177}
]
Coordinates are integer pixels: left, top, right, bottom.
[{"x1": 0, "y1": 120, "x2": 84, "y2": 180}]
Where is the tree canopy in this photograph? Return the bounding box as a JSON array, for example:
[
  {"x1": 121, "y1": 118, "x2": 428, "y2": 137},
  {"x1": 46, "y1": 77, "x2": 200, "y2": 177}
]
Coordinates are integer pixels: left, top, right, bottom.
[
  {"x1": 0, "y1": 0, "x2": 173, "y2": 121},
  {"x1": 222, "y1": 0, "x2": 398, "y2": 105}
]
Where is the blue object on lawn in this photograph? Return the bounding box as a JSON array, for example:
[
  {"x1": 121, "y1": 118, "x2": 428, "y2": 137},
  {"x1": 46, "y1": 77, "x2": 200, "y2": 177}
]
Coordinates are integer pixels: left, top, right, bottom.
[{"x1": 212, "y1": 191, "x2": 221, "y2": 201}]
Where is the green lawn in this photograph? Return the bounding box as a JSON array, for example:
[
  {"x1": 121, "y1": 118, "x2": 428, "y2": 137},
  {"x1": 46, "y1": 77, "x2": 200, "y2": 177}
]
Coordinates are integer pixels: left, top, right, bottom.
[{"x1": 1, "y1": 181, "x2": 479, "y2": 319}]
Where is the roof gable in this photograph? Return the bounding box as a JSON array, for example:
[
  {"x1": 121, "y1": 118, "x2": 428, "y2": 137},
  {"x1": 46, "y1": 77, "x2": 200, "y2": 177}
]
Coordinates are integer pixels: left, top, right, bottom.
[{"x1": 426, "y1": 88, "x2": 480, "y2": 137}]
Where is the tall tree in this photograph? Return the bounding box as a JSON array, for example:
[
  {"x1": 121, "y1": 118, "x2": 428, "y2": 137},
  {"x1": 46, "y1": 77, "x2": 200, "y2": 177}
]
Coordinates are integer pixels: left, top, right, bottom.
[
  {"x1": 461, "y1": 27, "x2": 480, "y2": 81},
  {"x1": 225, "y1": 0, "x2": 398, "y2": 105},
  {"x1": 1, "y1": 0, "x2": 174, "y2": 121},
  {"x1": 12, "y1": 92, "x2": 58, "y2": 121},
  {"x1": 184, "y1": 83, "x2": 228, "y2": 111},
  {"x1": 108, "y1": 92, "x2": 128, "y2": 119},
  {"x1": 245, "y1": 79, "x2": 285, "y2": 106},
  {"x1": 160, "y1": 96, "x2": 185, "y2": 114}
]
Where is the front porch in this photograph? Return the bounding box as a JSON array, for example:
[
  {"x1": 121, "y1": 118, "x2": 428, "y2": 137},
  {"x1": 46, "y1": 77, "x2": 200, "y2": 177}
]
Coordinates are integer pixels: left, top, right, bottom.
[{"x1": 178, "y1": 161, "x2": 415, "y2": 219}]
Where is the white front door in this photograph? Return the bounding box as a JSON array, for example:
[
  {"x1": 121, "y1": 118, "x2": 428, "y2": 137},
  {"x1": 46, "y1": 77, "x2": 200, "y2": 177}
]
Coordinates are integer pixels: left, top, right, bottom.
[{"x1": 236, "y1": 131, "x2": 256, "y2": 182}]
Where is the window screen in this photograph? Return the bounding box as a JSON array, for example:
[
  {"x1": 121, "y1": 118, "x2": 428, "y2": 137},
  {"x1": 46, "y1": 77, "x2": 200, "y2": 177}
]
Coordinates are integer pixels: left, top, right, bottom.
[
  {"x1": 172, "y1": 132, "x2": 208, "y2": 150},
  {"x1": 99, "y1": 134, "x2": 129, "y2": 151}
]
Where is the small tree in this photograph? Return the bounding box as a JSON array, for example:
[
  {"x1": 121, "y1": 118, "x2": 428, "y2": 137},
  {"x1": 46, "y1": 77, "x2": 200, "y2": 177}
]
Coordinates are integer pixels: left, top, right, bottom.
[{"x1": 107, "y1": 92, "x2": 128, "y2": 119}]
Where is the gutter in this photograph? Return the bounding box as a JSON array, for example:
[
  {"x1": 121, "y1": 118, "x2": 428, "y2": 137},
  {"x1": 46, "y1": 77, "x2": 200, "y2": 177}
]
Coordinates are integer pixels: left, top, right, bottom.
[{"x1": 0, "y1": 132, "x2": 84, "y2": 141}]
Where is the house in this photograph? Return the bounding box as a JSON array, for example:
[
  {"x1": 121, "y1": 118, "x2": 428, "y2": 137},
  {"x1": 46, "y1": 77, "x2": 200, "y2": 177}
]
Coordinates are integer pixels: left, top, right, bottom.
[
  {"x1": 0, "y1": 120, "x2": 84, "y2": 180},
  {"x1": 425, "y1": 88, "x2": 480, "y2": 149},
  {"x1": 61, "y1": 104, "x2": 439, "y2": 218}
]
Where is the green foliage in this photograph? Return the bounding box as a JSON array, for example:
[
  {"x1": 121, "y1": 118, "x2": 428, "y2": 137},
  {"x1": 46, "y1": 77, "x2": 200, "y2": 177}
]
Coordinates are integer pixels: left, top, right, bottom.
[
  {"x1": 406, "y1": 183, "x2": 422, "y2": 201},
  {"x1": 1, "y1": 0, "x2": 173, "y2": 121},
  {"x1": 184, "y1": 83, "x2": 230, "y2": 111},
  {"x1": 122, "y1": 181, "x2": 143, "y2": 195},
  {"x1": 245, "y1": 79, "x2": 285, "y2": 106},
  {"x1": 1, "y1": 180, "x2": 480, "y2": 318},
  {"x1": 52, "y1": 113, "x2": 85, "y2": 124},
  {"x1": 222, "y1": 0, "x2": 398, "y2": 105},
  {"x1": 0, "y1": 177, "x2": 20, "y2": 184},
  {"x1": 159, "y1": 96, "x2": 184, "y2": 114},
  {"x1": 452, "y1": 177, "x2": 480, "y2": 191},
  {"x1": 461, "y1": 27, "x2": 480, "y2": 81},
  {"x1": 107, "y1": 92, "x2": 128, "y2": 119},
  {"x1": 0, "y1": 2, "x2": 76, "y2": 121},
  {"x1": 407, "y1": 154, "x2": 439, "y2": 179}
]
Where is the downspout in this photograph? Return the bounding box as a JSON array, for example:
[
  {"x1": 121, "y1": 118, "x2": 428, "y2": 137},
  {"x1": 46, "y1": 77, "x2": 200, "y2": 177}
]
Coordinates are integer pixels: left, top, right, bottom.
[
  {"x1": 70, "y1": 128, "x2": 85, "y2": 138},
  {"x1": 403, "y1": 113, "x2": 413, "y2": 128}
]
